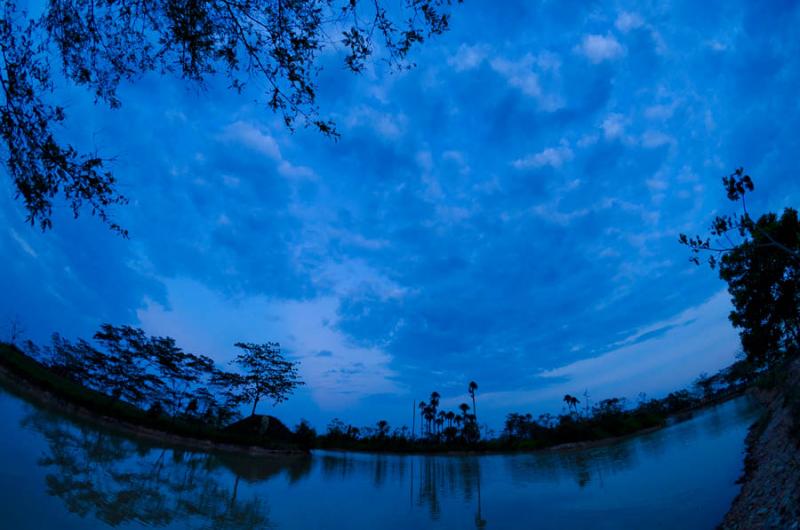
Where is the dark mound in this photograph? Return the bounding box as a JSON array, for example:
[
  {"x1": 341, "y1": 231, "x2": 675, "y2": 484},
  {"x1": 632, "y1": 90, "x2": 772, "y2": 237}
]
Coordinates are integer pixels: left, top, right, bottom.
[{"x1": 223, "y1": 414, "x2": 293, "y2": 442}]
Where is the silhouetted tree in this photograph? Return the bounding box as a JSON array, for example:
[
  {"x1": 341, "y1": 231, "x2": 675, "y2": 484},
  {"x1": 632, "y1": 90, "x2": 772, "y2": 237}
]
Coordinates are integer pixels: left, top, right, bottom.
[
  {"x1": 91, "y1": 324, "x2": 154, "y2": 404},
  {"x1": 0, "y1": 0, "x2": 462, "y2": 233},
  {"x1": 376, "y1": 420, "x2": 389, "y2": 438},
  {"x1": 563, "y1": 394, "x2": 580, "y2": 415},
  {"x1": 681, "y1": 169, "x2": 800, "y2": 367},
  {"x1": 468, "y1": 381, "x2": 478, "y2": 424},
  {"x1": 231, "y1": 342, "x2": 304, "y2": 416}
]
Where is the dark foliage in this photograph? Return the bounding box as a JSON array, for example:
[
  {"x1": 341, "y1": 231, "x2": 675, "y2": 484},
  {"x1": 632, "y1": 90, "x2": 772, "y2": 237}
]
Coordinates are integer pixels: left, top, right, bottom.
[
  {"x1": 230, "y1": 341, "x2": 303, "y2": 416},
  {"x1": 0, "y1": 0, "x2": 461, "y2": 233},
  {"x1": 9, "y1": 324, "x2": 305, "y2": 447},
  {"x1": 308, "y1": 361, "x2": 750, "y2": 453},
  {"x1": 680, "y1": 169, "x2": 800, "y2": 369}
]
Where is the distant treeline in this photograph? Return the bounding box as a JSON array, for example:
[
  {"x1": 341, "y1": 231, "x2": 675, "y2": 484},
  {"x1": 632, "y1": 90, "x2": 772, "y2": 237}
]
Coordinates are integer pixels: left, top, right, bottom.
[
  {"x1": 288, "y1": 360, "x2": 753, "y2": 453},
  {"x1": 4, "y1": 322, "x2": 761, "y2": 454}
]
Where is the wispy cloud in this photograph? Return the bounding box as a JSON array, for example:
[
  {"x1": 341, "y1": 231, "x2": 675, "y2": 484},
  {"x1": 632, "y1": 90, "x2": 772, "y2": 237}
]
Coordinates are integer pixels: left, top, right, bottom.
[
  {"x1": 137, "y1": 279, "x2": 403, "y2": 410},
  {"x1": 576, "y1": 34, "x2": 624, "y2": 63},
  {"x1": 513, "y1": 144, "x2": 574, "y2": 169}
]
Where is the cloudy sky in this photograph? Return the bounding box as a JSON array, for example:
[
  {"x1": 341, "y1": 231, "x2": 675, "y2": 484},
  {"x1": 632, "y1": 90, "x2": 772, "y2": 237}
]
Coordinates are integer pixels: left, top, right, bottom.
[{"x1": 2, "y1": 0, "x2": 799, "y2": 431}]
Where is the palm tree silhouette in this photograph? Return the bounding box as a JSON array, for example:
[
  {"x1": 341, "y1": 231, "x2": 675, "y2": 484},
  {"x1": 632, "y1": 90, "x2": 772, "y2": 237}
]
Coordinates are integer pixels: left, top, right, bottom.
[
  {"x1": 468, "y1": 381, "x2": 478, "y2": 424},
  {"x1": 563, "y1": 394, "x2": 580, "y2": 415},
  {"x1": 377, "y1": 420, "x2": 389, "y2": 437},
  {"x1": 437, "y1": 410, "x2": 447, "y2": 436},
  {"x1": 458, "y1": 402, "x2": 471, "y2": 433}
]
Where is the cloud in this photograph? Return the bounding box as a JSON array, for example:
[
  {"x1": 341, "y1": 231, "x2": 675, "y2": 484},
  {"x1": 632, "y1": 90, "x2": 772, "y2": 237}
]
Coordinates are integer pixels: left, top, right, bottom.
[
  {"x1": 513, "y1": 144, "x2": 574, "y2": 169},
  {"x1": 8, "y1": 229, "x2": 37, "y2": 258},
  {"x1": 448, "y1": 43, "x2": 490, "y2": 71},
  {"x1": 137, "y1": 278, "x2": 403, "y2": 409},
  {"x1": 219, "y1": 120, "x2": 316, "y2": 179},
  {"x1": 615, "y1": 12, "x2": 645, "y2": 33},
  {"x1": 344, "y1": 105, "x2": 408, "y2": 140},
  {"x1": 490, "y1": 56, "x2": 541, "y2": 97},
  {"x1": 641, "y1": 130, "x2": 675, "y2": 148},
  {"x1": 577, "y1": 34, "x2": 625, "y2": 63},
  {"x1": 4, "y1": 0, "x2": 800, "y2": 431},
  {"x1": 490, "y1": 53, "x2": 564, "y2": 110},
  {"x1": 476, "y1": 290, "x2": 739, "y2": 412},
  {"x1": 220, "y1": 121, "x2": 280, "y2": 159},
  {"x1": 602, "y1": 113, "x2": 626, "y2": 139}
]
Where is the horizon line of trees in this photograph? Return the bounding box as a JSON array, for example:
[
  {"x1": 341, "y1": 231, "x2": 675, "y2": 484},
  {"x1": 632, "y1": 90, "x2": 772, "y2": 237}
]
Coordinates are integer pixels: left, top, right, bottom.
[
  {"x1": 2, "y1": 324, "x2": 759, "y2": 453},
  {"x1": 21, "y1": 323, "x2": 303, "y2": 429},
  {"x1": 291, "y1": 360, "x2": 752, "y2": 452}
]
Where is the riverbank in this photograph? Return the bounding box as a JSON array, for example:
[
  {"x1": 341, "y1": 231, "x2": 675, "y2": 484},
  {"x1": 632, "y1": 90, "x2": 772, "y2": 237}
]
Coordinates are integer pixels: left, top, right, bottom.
[
  {"x1": 720, "y1": 358, "x2": 800, "y2": 529},
  {"x1": 0, "y1": 343, "x2": 306, "y2": 456}
]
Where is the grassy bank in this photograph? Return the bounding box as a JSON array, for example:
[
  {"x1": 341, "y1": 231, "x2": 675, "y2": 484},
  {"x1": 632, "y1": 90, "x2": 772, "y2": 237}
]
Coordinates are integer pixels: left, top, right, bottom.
[{"x1": 0, "y1": 342, "x2": 304, "y2": 455}]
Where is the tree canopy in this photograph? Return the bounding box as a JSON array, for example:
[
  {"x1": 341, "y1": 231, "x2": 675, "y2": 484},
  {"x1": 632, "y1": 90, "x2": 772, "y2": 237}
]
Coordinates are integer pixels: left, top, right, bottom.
[
  {"x1": 680, "y1": 168, "x2": 800, "y2": 368},
  {"x1": 0, "y1": 0, "x2": 461, "y2": 234},
  {"x1": 32, "y1": 323, "x2": 304, "y2": 426},
  {"x1": 231, "y1": 341, "x2": 304, "y2": 416}
]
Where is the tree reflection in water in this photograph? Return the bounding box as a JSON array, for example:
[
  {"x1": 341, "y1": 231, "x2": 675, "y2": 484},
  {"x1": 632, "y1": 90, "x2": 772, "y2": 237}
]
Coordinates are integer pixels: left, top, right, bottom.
[
  {"x1": 319, "y1": 452, "x2": 489, "y2": 528},
  {"x1": 21, "y1": 408, "x2": 310, "y2": 529},
  {"x1": 506, "y1": 441, "x2": 637, "y2": 490},
  {"x1": 413, "y1": 457, "x2": 488, "y2": 528}
]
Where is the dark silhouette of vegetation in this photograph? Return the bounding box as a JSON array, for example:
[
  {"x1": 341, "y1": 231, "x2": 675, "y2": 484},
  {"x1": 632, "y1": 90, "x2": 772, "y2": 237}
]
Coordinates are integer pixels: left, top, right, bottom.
[
  {"x1": 313, "y1": 386, "x2": 487, "y2": 452},
  {"x1": 0, "y1": 0, "x2": 462, "y2": 234},
  {"x1": 305, "y1": 360, "x2": 749, "y2": 454},
  {"x1": 0, "y1": 307, "x2": 761, "y2": 457},
  {"x1": 498, "y1": 372, "x2": 753, "y2": 451},
  {"x1": 229, "y1": 342, "x2": 304, "y2": 416},
  {"x1": 681, "y1": 169, "x2": 800, "y2": 448},
  {"x1": 563, "y1": 394, "x2": 580, "y2": 415},
  {"x1": 680, "y1": 168, "x2": 799, "y2": 370},
  {"x1": 0, "y1": 324, "x2": 306, "y2": 451}
]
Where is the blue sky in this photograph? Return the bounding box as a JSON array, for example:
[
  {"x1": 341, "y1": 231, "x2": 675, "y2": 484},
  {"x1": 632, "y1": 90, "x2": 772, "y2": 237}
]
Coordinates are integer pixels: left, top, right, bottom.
[{"x1": 2, "y1": 0, "x2": 799, "y2": 431}]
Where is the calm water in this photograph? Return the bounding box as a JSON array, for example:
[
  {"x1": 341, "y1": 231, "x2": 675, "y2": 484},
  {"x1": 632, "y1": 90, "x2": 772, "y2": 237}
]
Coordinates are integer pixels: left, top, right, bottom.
[{"x1": 0, "y1": 384, "x2": 759, "y2": 530}]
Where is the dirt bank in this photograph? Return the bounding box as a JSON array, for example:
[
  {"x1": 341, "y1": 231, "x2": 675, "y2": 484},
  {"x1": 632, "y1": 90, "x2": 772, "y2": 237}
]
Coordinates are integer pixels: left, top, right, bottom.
[{"x1": 720, "y1": 359, "x2": 800, "y2": 529}]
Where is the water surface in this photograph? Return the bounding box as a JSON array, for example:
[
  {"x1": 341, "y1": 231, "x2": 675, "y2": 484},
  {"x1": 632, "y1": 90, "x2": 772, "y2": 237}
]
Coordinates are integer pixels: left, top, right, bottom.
[{"x1": 0, "y1": 384, "x2": 758, "y2": 529}]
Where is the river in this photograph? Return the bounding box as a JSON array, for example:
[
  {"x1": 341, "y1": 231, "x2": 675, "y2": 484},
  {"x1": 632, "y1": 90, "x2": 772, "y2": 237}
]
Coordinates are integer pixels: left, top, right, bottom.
[{"x1": 0, "y1": 384, "x2": 759, "y2": 529}]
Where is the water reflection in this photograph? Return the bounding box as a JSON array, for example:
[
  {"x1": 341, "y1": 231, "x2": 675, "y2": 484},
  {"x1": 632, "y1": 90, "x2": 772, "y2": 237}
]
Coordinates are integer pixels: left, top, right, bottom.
[
  {"x1": 0, "y1": 386, "x2": 760, "y2": 530},
  {"x1": 316, "y1": 452, "x2": 489, "y2": 527},
  {"x1": 21, "y1": 407, "x2": 308, "y2": 529},
  {"x1": 506, "y1": 441, "x2": 637, "y2": 490}
]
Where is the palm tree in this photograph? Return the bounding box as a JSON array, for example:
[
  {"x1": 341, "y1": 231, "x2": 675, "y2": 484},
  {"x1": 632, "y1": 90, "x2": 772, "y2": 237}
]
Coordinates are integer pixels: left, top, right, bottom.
[
  {"x1": 377, "y1": 420, "x2": 389, "y2": 437},
  {"x1": 563, "y1": 394, "x2": 580, "y2": 415},
  {"x1": 422, "y1": 404, "x2": 435, "y2": 436},
  {"x1": 468, "y1": 381, "x2": 478, "y2": 423},
  {"x1": 430, "y1": 391, "x2": 440, "y2": 414},
  {"x1": 446, "y1": 411, "x2": 455, "y2": 428},
  {"x1": 458, "y1": 402, "x2": 470, "y2": 424},
  {"x1": 418, "y1": 401, "x2": 427, "y2": 437}
]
